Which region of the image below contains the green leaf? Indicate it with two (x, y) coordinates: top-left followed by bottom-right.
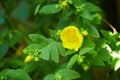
(23, 62), (38, 73)
(86, 24), (100, 38)
(56, 69), (81, 80)
(44, 74), (56, 80)
(72, 0), (82, 7)
(98, 48), (111, 61)
(56, 17), (71, 30)
(81, 9), (96, 20)
(92, 48), (111, 67)
(114, 59), (120, 71)
(29, 34), (48, 47)
(92, 13), (102, 24)
(23, 44), (41, 55)
(34, 4), (40, 15)
(40, 47), (49, 60)
(39, 4), (62, 14)
(111, 58), (120, 71)
(100, 30), (118, 49)
(100, 30), (112, 39)
(56, 42), (65, 56)
(6, 69), (31, 80)
(79, 47), (94, 55)
(95, 38), (106, 51)
(49, 42), (59, 63)
(65, 49), (76, 56)
(0, 44), (9, 59)
(67, 54), (78, 69)
(84, 2), (101, 12)
(82, 38), (96, 48)
(110, 51), (120, 59)
(92, 57), (105, 66)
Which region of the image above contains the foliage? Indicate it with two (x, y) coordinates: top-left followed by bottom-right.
(0, 0), (120, 80)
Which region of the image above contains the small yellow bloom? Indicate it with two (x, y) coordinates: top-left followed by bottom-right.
(24, 55), (33, 63)
(60, 26), (83, 51)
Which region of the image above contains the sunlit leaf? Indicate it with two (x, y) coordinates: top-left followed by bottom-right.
(111, 58), (120, 71)
(114, 59), (120, 71)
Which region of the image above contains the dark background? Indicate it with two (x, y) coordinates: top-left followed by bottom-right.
(100, 0), (120, 31)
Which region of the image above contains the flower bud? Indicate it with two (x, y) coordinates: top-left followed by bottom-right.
(77, 56), (84, 64)
(34, 57), (39, 61)
(62, 1), (68, 7)
(24, 55), (33, 63)
(82, 30), (88, 36)
(82, 64), (89, 71)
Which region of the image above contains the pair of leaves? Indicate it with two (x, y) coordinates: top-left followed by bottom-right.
(44, 69), (80, 80)
(40, 42), (65, 63)
(40, 42), (59, 63)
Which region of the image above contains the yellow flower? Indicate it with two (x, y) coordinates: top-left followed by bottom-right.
(60, 26), (83, 51)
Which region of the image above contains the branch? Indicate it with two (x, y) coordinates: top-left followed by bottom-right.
(102, 18), (118, 34)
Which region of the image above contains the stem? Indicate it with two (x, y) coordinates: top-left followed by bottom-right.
(102, 18), (118, 34)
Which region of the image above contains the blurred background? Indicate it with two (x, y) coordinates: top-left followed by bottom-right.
(0, 0), (119, 74)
